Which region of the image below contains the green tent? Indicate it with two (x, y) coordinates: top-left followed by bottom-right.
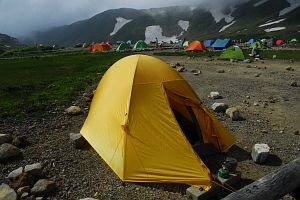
(220, 46), (245, 60)
(250, 41), (263, 49)
(116, 43), (131, 51)
(290, 38), (298, 43)
(133, 40), (148, 49)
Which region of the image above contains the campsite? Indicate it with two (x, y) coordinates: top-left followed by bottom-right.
(1, 0), (300, 200)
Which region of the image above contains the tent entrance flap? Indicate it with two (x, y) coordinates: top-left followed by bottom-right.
(166, 92), (219, 158)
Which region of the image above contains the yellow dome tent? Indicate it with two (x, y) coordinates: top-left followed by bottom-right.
(81, 55), (235, 190)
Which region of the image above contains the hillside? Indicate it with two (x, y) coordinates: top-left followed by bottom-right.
(30, 0), (300, 45)
(0, 33), (20, 47)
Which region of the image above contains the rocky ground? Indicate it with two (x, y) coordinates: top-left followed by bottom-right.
(0, 54), (300, 200)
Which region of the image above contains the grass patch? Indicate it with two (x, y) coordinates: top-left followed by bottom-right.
(154, 51), (221, 57)
(0, 52), (130, 118)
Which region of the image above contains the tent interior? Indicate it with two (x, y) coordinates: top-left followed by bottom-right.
(166, 91), (220, 161)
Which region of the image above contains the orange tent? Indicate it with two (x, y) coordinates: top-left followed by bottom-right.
(276, 40), (285, 45)
(89, 43), (110, 52)
(185, 41), (207, 52)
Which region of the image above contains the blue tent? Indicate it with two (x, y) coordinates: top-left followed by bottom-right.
(204, 40), (215, 47)
(178, 38), (186, 47)
(247, 39), (256, 44)
(212, 39), (231, 50)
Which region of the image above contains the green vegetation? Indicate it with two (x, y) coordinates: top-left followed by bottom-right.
(154, 51), (222, 57)
(0, 52), (129, 118)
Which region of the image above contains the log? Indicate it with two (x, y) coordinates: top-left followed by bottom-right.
(222, 157), (300, 200)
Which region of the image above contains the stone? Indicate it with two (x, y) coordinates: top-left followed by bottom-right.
(285, 66), (292, 71)
(20, 192), (29, 199)
(253, 102), (259, 106)
(0, 143), (22, 162)
(294, 131), (299, 135)
(243, 59), (251, 63)
(191, 69), (201, 75)
(31, 179), (55, 195)
(7, 167), (23, 180)
(217, 69), (225, 73)
(35, 197), (44, 200)
(251, 143), (270, 164)
(11, 136), (28, 148)
(0, 134), (13, 145)
(272, 55), (277, 59)
(65, 106), (82, 115)
(0, 183), (17, 200)
(209, 92), (222, 99)
(24, 163), (42, 176)
(176, 66), (186, 72)
(226, 107), (244, 121)
(17, 186), (30, 195)
(211, 103), (228, 113)
(69, 133), (88, 149)
(290, 81), (298, 87)
(254, 73), (260, 77)
(12, 172), (36, 190)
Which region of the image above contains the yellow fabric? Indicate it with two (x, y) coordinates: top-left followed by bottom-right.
(81, 54), (235, 189)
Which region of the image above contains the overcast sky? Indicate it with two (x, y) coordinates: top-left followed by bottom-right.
(0, 0), (247, 38)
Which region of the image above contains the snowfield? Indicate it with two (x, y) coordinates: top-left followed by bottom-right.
(264, 27), (286, 32)
(110, 17), (132, 36)
(259, 18), (286, 27)
(219, 21), (236, 32)
(209, 7), (235, 23)
(254, 0), (270, 7)
(178, 20), (189, 31)
(279, 0), (300, 16)
(145, 25), (177, 43)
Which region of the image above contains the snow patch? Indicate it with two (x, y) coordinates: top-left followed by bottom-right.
(219, 21), (236, 32)
(110, 17), (132, 36)
(178, 20), (189, 31)
(279, 0), (300, 16)
(209, 7), (235, 23)
(145, 25), (177, 43)
(259, 18), (286, 27)
(254, 0), (270, 7)
(264, 27), (286, 32)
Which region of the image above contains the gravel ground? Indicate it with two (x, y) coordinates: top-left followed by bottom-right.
(1, 55), (299, 199)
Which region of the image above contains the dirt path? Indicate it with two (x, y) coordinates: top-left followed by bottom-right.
(1, 55), (299, 199)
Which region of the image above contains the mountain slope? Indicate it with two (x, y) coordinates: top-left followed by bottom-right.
(0, 33), (20, 47)
(31, 0), (300, 45)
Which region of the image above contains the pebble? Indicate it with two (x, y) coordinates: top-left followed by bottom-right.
(243, 59), (251, 63)
(65, 106), (82, 115)
(290, 81), (298, 87)
(0, 134), (13, 145)
(69, 133), (88, 149)
(253, 102), (259, 106)
(217, 69), (225, 73)
(211, 103), (228, 113)
(176, 66), (186, 72)
(190, 69), (201, 75)
(225, 107), (244, 121)
(254, 73), (260, 77)
(285, 66), (293, 71)
(209, 91), (222, 99)
(294, 131), (299, 135)
(17, 186), (30, 195)
(7, 167), (24, 180)
(25, 163), (43, 176)
(251, 143), (270, 164)
(31, 179), (55, 195)
(0, 183), (17, 200)
(0, 143), (22, 162)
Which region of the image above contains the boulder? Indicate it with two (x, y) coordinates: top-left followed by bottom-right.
(31, 179), (55, 195)
(0, 134), (13, 145)
(69, 133), (88, 149)
(226, 107), (244, 121)
(209, 91), (222, 99)
(0, 143), (22, 162)
(7, 167), (23, 180)
(0, 183), (17, 200)
(211, 103), (228, 113)
(65, 106), (82, 115)
(251, 144), (270, 164)
(24, 163), (42, 176)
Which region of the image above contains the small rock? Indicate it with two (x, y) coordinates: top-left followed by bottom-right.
(83, 96), (92, 102)
(289, 59), (294, 63)
(11, 136), (28, 148)
(31, 179), (55, 195)
(69, 133), (88, 149)
(211, 103), (228, 113)
(0, 143), (22, 162)
(24, 163), (42, 176)
(17, 186), (30, 195)
(253, 102), (259, 106)
(262, 130), (268, 133)
(226, 107), (244, 121)
(35, 197), (44, 200)
(251, 144), (270, 164)
(0, 134), (13, 145)
(176, 66), (186, 72)
(20, 192), (29, 199)
(285, 66), (292, 71)
(272, 55), (277, 59)
(190, 69), (201, 75)
(7, 167), (24, 180)
(246, 65), (252, 68)
(243, 59), (251, 63)
(254, 73), (260, 77)
(0, 183), (17, 200)
(294, 130), (299, 135)
(290, 81), (298, 87)
(217, 69), (225, 73)
(209, 91), (222, 99)
(65, 106), (82, 115)
(246, 95), (250, 99)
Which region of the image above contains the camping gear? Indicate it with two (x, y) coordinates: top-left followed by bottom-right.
(204, 40), (215, 47)
(133, 40), (147, 49)
(276, 40), (285, 45)
(247, 39), (256, 44)
(81, 55), (236, 190)
(220, 46), (245, 60)
(250, 41), (263, 49)
(183, 41), (189, 47)
(89, 43), (110, 52)
(116, 42), (131, 51)
(212, 39), (231, 50)
(185, 41), (207, 51)
(290, 38), (298, 43)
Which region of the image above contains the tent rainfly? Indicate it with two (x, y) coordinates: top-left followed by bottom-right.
(133, 40), (148, 49)
(185, 41), (207, 52)
(220, 46), (245, 60)
(116, 42), (131, 51)
(203, 40), (215, 47)
(81, 55), (236, 190)
(212, 39), (231, 50)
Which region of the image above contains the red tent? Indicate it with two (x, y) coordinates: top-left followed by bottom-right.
(185, 41), (207, 52)
(276, 40), (285, 45)
(89, 43), (110, 52)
